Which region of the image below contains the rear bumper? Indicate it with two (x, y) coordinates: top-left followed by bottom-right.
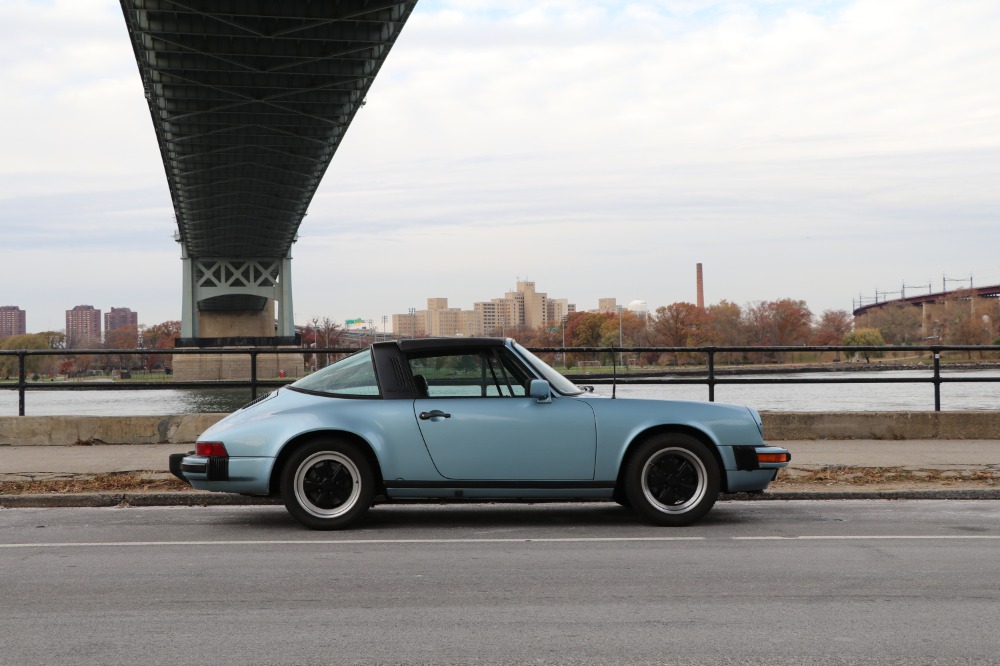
(168, 451), (273, 495)
(168, 452), (193, 486)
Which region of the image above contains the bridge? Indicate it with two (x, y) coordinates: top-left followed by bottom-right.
(120, 0), (418, 346)
(853, 285), (1000, 316)
(853, 285), (1000, 340)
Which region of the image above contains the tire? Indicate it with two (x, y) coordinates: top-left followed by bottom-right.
(624, 433), (720, 526)
(280, 439), (374, 530)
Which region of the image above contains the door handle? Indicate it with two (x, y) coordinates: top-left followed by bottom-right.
(419, 410), (451, 420)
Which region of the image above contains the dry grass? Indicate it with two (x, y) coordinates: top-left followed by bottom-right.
(773, 466), (999, 489)
(0, 472), (194, 496)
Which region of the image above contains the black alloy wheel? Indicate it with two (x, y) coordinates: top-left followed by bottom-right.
(280, 438), (375, 530)
(624, 433), (720, 526)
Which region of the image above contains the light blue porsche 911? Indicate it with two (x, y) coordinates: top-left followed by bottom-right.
(170, 338), (789, 529)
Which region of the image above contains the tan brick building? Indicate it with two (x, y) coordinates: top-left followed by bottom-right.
(392, 281), (575, 337)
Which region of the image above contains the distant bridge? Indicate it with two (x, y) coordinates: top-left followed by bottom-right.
(853, 285), (1000, 317)
(120, 0), (418, 341)
(853, 285), (1000, 339)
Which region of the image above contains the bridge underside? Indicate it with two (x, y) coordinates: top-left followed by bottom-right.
(121, 0), (418, 341)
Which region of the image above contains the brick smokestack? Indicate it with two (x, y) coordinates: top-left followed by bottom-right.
(696, 263), (705, 309)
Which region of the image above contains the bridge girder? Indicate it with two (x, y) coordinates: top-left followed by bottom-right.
(120, 0), (418, 335)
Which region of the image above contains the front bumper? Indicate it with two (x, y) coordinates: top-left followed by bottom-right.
(723, 445), (791, 493)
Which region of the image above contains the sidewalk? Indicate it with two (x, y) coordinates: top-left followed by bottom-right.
(1, 440), (999, 505)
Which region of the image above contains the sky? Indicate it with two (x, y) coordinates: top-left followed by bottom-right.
(2, 0), (999, 334)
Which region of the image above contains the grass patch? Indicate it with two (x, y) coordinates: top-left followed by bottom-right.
(0, 472), (194, 496)
(774, 466), (999, 487)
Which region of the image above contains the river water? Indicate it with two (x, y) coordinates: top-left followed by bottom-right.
(3, 368), (1000, 416)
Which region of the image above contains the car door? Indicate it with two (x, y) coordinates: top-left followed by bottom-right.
(409, 348), (597, 480)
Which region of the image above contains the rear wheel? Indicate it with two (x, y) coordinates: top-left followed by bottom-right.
(280, 439), (374, 530)
(624, 433), (720, 526)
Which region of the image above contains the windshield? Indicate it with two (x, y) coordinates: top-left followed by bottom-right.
(512, 342), (583, 396)
(290, 349), (380, 397)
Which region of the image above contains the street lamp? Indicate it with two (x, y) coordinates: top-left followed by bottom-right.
(561, 314), (567, 368)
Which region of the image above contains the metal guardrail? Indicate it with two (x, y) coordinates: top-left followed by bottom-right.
(2, 344), (999, 415)
(539, 344), (1000, 413)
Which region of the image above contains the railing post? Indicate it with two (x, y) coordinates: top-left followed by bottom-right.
(932, 349), (942, 412)
(706, 348), (716, 402)
(250, 349), (259, 400)
(17, 351), (26, 416)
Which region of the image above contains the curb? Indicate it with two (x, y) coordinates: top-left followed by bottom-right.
(3, 489), (1000, 508)
(0, 492), (281, 508)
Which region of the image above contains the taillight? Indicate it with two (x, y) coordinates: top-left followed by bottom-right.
(196, 441), (229, 457)
(757, 452), (790, 464)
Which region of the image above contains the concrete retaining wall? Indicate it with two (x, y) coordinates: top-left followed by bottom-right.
(0, 414), (227, 446)
(2, 412), (1000, 446)
(761, 412), (1000, 440)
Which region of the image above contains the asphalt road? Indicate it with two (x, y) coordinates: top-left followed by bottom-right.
(2, 500), (999, 666)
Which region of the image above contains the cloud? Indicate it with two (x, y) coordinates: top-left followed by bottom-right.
(3, 0), (1000, 330)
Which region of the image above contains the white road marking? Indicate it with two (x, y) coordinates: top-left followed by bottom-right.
(2, 535), (999, 548)
(734, 535), (1000, 540)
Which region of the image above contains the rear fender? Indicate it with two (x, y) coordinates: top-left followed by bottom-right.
(267, 430), (385, 498)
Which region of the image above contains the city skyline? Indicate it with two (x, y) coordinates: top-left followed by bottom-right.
(4, 0), (999, 334)
(4, 268), (999, 336)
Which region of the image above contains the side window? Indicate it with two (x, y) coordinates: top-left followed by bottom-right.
(408, 349), (531, 398)
(289, 349), (380, 397)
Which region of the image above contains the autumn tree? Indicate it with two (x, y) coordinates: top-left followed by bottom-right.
(104, 325), (140, 373)
(308, 317), (344, 367)
(141, 320), (181, 372)
(859, 302), (922, 344)
(812, 309), (853, 345)
(740, 299), (813, 363)
(652, 302), (710, 365)
(705, 301), (746, 345)
(565, 312), (612, 347)
(0, 333), (62, 379)
(843, 327), (885, 363)
(698, 300), (747, 364)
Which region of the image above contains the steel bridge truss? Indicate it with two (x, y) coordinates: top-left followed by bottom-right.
(181, 256), (294, 337)
(120, 0), (418, 337)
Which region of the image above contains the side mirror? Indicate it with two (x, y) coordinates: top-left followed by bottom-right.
(528, 379), (552, 403)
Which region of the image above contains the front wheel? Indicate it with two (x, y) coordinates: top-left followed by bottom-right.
(280, 439), (374, 530)
(624, 434), (720, 526)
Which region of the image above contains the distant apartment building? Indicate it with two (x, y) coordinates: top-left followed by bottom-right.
(392, 281), (576, 337)
(66, 305), (102, 348)
(104, 308), (139, 335)
(425, 299), (475, 337)
(105, 307), (138, 332)
(392, 299), (475, 338)
(0, 306), (27, 338)
(391, 309), (422, 338)
(104, 307), (139, 346)
(547, 298), (576, 324)
(597, 298), (618, 314)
